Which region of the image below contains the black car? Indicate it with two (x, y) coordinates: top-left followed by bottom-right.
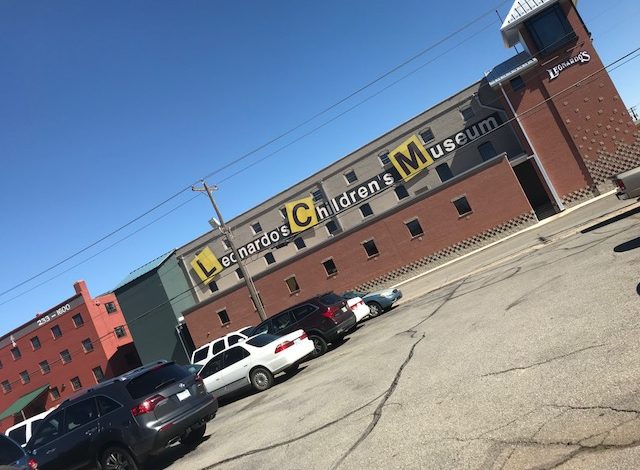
(250, 292), (356, 357)
(0, 434), (37, 469)
(25, 361), (217, 470)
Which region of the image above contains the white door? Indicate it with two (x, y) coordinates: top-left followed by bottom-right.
(221, 346), (251, 394)
(200, 354), (225, 396)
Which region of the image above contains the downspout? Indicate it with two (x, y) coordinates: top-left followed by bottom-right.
(499, 82), (565, 211)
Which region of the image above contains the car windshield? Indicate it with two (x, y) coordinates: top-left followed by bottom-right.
(0, 435), (24, 464)
(319, 292), (343, 306)
(126, 363), (190, 399)
(239, 326), (254, 336)
(245, 334), (280, 347)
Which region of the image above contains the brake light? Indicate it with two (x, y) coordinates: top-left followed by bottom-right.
(321, 305), (340, 319)
(615, 178), (626, 191)
(299, 332), (308, 340)
(275, 340), (294, 353)
(28, 458), (38, 470)
(131, 394), (165, 416)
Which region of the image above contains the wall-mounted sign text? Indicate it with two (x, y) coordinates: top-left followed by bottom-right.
(36, 303), (71, 327)
(191, 247), (223, 284)
(547, 51), (591, 80)
(426, 113), (502, 160)
(286, 197), (319, 233)
(389, 135), (434, 182)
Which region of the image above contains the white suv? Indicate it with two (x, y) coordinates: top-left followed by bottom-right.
(190, 326), (253, 365)
(5, 406), (57, 447)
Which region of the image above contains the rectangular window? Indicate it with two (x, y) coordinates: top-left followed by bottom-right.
(105, 302), (117, 314)
(510, 75), (525, 91)
(11, 347), (21, 360)
(70, 377), (82, 391)
(82, 338), (94, 353)
(251, 222), (263, 235)
(19, 371), (30, 384)
(405, 219), (424, 238)
(360, 203), (373, 218)
(420, 128), (435, 143)
(453, 196), (473, 216)
(236, 268), (244, 280)
(51, 325), (62, 339)
(2, 380), (11, 394)
(326, 220), (340, 235)
(285, 276), (300, 294)
(72, 313), (84, 327)
(294, 237), (306, 250)
(378, 152), (390, 166)
(344, 170), (358, 184)
(478, 141), (498, 161)
(92, 366), (105, 383)
(60, 349), (72, 364)
(217, 309), (230, 325)
(460, 107), (475, 121)
(264, 252), (276, 265)
(362, 239), (380, 258)
(39, 360), (51, 375)
(322, 258), (338, 276)
(394, 185), (409, 200)
(209, 281), (219, 293)
(50, 387), (60, 400)
(30, 336), (41, 350)
(526, 4), (574, 54)
(114, 326), (127, 338)
(436, 163), (454, 182)
(311, 189), (323, 202)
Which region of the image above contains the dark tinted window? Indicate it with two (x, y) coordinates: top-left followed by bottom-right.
(292, 304), (317, 322)
(510, 75), (525, 91)
(453, 196), (473, 216)
(65, 399), (98, 432)
(406, 219), (424, 237)
(246, 334), (279, 347)
(125, 364), (190, 400)
(227, 335), (243, 346)
(271, 311), (295, 334)
(212, 340), (225, 355)
(7, 425), (27, 446)
(192, 346), (209, 363)
(318, 293), (343, 306)
(436, 164), (454, 182)
(362, 239), (380, 257)
(223, 347), (250, 368)
(97, 396), (121, 416)
(394, 185), (410, 200)
(252, 322), (270, 336)
(0, 435), (24, 463)
(478, 142), (497, 161)
(526, 4), (573, 54)
(239, 327), (254, 336)
(200, 355), (224, 378)
(31, 413), (63, 448)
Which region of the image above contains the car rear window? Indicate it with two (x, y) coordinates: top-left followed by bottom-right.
(192, 346), (209, 363)
(245, 334), (279, 347)
(7, 425), (26, 446)
(126, 364), (190, 400)
(319, 292), (343, 306)
(0, 435), (24, 463)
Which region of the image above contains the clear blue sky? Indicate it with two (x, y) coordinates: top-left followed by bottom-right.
(1, 0), (638, 333)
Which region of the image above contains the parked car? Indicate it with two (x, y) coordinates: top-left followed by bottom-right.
(191, 326), (254, 365)
(0, 434), (37, 469)
(343, 296), (370, 323)
(251, 292), (356, 357)
(25, 361), (218, 470)
(5, 407), (57, 448)
(197, 329), (314, 398)
(341, 288), (403, 318)
(613, 165), (640, 200)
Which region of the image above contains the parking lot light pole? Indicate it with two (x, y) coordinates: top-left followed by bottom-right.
(191, 180), (267, 322)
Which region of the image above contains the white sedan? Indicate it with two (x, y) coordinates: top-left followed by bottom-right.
(345, 296), (371, 323)
(196, 329), (314, 397)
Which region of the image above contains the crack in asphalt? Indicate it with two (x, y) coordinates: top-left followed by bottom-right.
(198, 391), (386, 469)
(330, 333), (426, 470)
(480, 343), (606, 378)
(505, 275), (563, 312)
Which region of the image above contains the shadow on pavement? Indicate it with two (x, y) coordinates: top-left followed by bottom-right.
(637, 283), (640, 296)
(581, 206), (640, 234)
(614, 237), (640, 253)
(147, 435), (211, 470)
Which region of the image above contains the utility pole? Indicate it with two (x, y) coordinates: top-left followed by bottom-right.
(192, 180), (267, 322)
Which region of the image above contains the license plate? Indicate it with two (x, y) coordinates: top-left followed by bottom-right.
(177, 390), (191, 401)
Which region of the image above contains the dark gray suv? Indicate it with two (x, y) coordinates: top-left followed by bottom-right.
(25, 361), (217, 470)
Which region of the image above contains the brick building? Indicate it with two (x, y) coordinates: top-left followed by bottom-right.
(130, 0), (639, 349)
(0, 281), (140, 432)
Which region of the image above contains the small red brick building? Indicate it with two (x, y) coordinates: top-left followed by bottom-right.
(0, 281), (140, 432)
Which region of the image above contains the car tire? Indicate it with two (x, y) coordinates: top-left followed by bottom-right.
(367, 302), (382, 318)
(250, 367), (274, 392)
(101, 446), (139, 470)
(181, 423), (207, 446)
(309, 335), (328, 357)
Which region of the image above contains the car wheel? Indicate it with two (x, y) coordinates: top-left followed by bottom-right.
(250, 367), (274, 392)
(181, 423), (207, 446)
(367, 302), (382, 318)
(101, 446), (139, 470)
(309, 335), (328, 357)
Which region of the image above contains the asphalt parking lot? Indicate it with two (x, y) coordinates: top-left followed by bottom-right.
(157, 197), (640, 470)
